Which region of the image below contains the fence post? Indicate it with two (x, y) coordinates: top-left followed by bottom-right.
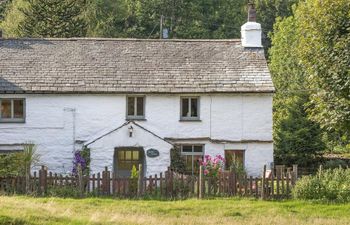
(199, 165), (204, 199)
(77, 163), (84, 197)
(292, 164), (298, 186)
(137, 164), (143, 197)
(39, 165), (47, 195)
(261, 165), (266, 200)
(230, 166), (236, 196)
(102, 167), (110, 195)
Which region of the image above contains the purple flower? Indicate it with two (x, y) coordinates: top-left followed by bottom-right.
(72, 151), (86, 175)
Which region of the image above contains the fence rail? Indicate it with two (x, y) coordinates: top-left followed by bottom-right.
(0, 165), (298, 199)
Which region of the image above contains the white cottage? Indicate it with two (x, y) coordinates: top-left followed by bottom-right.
(0, 8), (274, 177)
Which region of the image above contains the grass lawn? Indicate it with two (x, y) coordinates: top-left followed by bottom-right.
(0, 196), (349, 225)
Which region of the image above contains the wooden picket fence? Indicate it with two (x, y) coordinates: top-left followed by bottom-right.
(0, 164), (298, 199)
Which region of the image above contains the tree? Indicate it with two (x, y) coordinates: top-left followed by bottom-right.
(295, 0), (350, 150)
(269, 15), (325, 166)
(274, 94), (325, 166)
(0, 0), (11, 22)
(255, 0), (298, 53)
(84, 0), (128, 37)
(20, 0), (87, 38)
(0, 0), (27, 37)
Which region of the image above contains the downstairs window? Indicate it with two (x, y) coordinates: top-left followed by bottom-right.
(181, 145), (204, 175)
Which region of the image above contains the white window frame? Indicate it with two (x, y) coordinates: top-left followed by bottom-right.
(126, 96), (146, 120)
(0, 98), (26, 123)
(180, 96), (200, 121)
(181, 144), (205, 175)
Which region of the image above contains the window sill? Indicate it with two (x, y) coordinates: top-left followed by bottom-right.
(0, 120), (25, 123)
(126, 118), (147, 121)
(179, 119), (202, 122)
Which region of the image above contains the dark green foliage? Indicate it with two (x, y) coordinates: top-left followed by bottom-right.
(271, 0), (350, 157)
(323, 159), (348, 170)
(18, 0), (86, 37)
(0, 152), (23, 176)
(255, 0), (298, 53)
(270, 14), (325, 166)
(85, 0), (246, 39)
(295, 0), (350, 150)
(170, 147), (186, 173)
(0, 0), (11, 21)
(293, 168), (350, 203)
(274, 94), (325, 166)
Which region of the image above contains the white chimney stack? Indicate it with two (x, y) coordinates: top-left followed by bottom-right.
(241, 3), (262, 48)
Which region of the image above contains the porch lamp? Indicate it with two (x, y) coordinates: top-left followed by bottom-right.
(128, 126), (134, 137)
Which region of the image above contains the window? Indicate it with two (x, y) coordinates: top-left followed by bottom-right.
(126, 96), (145, 120)
(180, 97), (199, 120)
(181, 145), (204, 175)
(0, 99), (25, 123)
(117, 149), (141, 170)
(225, 150), (245, 170)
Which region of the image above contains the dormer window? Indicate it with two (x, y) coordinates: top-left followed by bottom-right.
(180, 97), (200, 121)
(126, 96), (145, 120)
(0, 99), (25, 123)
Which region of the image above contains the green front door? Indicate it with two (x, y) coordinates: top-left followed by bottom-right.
(113, 147), (144, 177)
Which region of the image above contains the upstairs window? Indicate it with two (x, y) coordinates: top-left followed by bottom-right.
(180, 97), (200, 120)
(126, 96), (145, 120)
(0, 99), (25, 123)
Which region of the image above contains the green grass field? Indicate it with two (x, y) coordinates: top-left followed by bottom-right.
(0, 196), (349, 225)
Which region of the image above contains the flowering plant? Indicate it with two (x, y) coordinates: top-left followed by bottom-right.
(200, 155), (225, 178)
(72, 151), (87, 176)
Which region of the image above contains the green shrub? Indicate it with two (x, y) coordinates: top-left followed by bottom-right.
(323, 159), (348, 169)
(293, 168), (350, 203)
(0, 153), (23, 176)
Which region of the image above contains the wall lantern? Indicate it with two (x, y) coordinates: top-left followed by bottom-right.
(128, 126), (134, 137)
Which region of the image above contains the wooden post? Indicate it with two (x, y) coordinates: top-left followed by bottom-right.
(155, 174), (158, 195)
(199, 165), (204, 199)
(231, 167), (236, 196)
(102, 167), (107, 195)
(159, 172), (163, 196)
(97, 172), (101, 196)
(77, 164), (84, 197)
(137, 164), (143, 197)
(39, 165), (47, 195)
(286, 168), (291, 196)
(271, 166), (275, 199)
(261, 165), (266, 200)
(292, 165), (298, 186)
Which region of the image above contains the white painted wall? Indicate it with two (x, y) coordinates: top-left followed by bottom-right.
(88, 123), (173, 176)
(0, 93), (273, 176)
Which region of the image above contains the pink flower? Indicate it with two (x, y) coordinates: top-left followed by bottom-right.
(204, 169), (209, 175)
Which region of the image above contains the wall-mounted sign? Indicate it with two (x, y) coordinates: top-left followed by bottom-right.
(146, 148), (160, 158)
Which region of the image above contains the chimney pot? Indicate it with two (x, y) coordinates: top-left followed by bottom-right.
(248, 3), (257, 22)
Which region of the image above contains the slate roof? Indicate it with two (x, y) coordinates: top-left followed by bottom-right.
(0, 38), (274, 94)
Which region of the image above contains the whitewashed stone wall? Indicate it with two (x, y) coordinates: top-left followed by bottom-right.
(87, 123), (173, 176)
(0, 93), (273, 176)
